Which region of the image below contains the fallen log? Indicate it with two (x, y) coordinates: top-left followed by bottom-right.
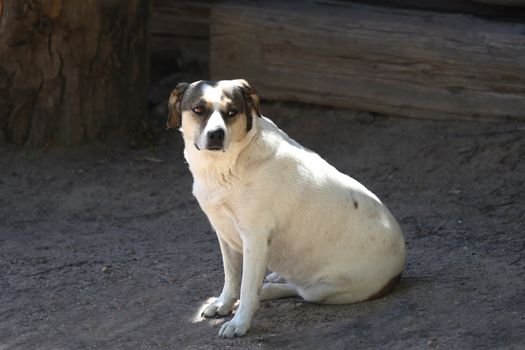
(210, 2), (525, 121)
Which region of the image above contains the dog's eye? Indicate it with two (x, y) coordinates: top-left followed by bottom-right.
(227, 109), (237, 117)
(192, 106), (204, 115)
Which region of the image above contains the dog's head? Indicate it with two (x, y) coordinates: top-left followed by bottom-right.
(167, 79), (261, 152)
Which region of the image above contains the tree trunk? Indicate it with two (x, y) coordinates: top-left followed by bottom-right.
(0, 0), (150, 146)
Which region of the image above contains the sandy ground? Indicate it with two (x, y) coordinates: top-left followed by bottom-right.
(1, 103), (524, 349)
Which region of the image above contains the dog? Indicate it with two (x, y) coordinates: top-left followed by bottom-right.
(167, 79), (406, 338)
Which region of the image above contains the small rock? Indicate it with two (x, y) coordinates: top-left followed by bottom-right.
(145, 155), (163, 163)
(101, 265), (112, 273)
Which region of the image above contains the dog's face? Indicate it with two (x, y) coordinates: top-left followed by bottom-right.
(167, 79), (261, 152)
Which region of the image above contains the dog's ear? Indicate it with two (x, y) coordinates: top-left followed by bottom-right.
(235, 79), (261, 118)
(167, 82), (190, 129)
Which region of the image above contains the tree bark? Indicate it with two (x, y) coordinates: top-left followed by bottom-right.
(0, 0), (150, 146)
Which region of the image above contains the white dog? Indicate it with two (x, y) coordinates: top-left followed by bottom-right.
(167, 79), (406, 338)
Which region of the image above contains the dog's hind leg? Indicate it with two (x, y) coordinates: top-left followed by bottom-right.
(259, 283), (299, 301)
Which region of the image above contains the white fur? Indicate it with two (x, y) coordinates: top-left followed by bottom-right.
(181, 88), (406, 338)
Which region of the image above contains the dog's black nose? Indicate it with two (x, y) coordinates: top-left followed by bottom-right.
(206, 129), (225, 150)
(207, 129), (224, 141)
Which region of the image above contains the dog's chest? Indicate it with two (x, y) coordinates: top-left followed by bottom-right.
(193, 177), (240, 209)
(193, 180), (244, 251)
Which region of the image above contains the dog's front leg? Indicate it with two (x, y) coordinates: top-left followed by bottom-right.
(219, 232), (268, 338)
(203, 235), (242, 317)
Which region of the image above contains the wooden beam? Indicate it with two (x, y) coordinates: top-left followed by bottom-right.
(210, 2), (525, 120)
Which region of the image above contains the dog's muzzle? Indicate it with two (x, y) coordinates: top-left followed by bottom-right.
(205, 128), (225, 151)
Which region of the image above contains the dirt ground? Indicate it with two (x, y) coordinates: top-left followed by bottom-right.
(1, 102), (524, 349)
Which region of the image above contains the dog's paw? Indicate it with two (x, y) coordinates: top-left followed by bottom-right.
(202, 299), (234, 318)
(218, 318), (250, 338)
(265, 271), (285, 283)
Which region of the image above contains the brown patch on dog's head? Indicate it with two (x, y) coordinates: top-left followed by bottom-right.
(167, 82), (189, 129)
(234, 79), (261, 123)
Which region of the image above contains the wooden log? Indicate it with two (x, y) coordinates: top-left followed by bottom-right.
(0, 0), (150, 146)
(210, 2), (525, 121)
